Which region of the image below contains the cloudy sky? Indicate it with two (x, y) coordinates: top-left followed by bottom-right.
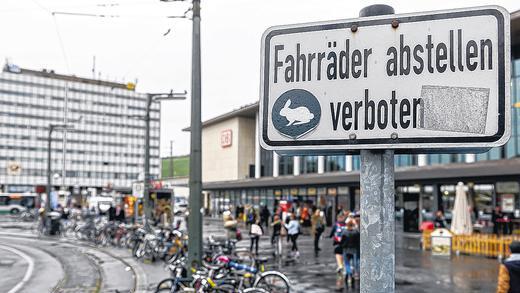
(0, 0), (518, 156)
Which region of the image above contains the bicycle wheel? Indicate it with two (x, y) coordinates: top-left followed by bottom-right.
(155, 277), (190, 293)
(243, 288), (269, 293)
(254, 271), (290, 293)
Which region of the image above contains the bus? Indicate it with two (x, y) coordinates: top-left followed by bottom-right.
(0, 193), (38, 214)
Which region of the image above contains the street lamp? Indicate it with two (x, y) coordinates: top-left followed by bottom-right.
(46, 124), (74, 214)
(131, 90), (186, 229)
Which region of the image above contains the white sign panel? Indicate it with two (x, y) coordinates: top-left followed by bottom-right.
(259, 6), (510, 153)
(132, 182), (144, 198)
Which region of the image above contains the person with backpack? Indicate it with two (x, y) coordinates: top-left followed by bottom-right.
(341, 219), (360, 289)
(329, 214), (347, 272)
(249, 219), (264, 255)
(311, 208), (326, 255)
(497, 241), (520, 293)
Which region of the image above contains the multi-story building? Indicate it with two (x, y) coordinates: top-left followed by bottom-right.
(0, 64), (160, 195)
(199, 10), (520, 232)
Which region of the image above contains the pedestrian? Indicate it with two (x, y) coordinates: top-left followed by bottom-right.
(250, 219), (264, 255)
(260, 205), (271, 230)
(497, 241), (520, 293)
(341, 219), (360, 289)
(271, 214), (282, 245)
(311, 208), (325, 254)
(434, 210), (447, 228)
(285, 213), (300, 257)
(223, 210), (238, 240)
(493, 206), (504, 235)
(330, 214), (347, 272)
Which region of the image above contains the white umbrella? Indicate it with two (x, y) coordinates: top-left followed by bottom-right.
(451, 182), (473, 235)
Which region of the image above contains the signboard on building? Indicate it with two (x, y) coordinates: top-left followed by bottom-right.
(220, 129), (233, 148)
(7, 161), (21, 175)
(132, 182), (144, 198)
(259, 6), (510, 153)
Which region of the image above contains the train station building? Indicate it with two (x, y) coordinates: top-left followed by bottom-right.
(198, 10), (520, 232)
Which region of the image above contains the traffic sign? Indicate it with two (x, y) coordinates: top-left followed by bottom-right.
(259, 6), (510, 153)
(132, 182), (144, 198)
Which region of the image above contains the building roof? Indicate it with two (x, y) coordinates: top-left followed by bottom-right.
(203, 158), (520, 190)
(3, 63), (135, 91)
(183, 102), (258, 131)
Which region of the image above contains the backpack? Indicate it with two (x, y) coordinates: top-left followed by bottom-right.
(333, 223), (346, 243)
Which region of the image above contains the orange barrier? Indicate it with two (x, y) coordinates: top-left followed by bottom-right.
(422, 231), (520, 258)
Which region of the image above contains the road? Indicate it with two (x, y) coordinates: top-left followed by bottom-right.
(0, 216), (501, 292)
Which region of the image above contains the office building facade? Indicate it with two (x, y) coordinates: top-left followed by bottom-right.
(0, 65), (160, 194)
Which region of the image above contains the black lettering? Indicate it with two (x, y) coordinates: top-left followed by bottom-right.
(363, 48), (372, 78)
(342, 102), (352, 130)
(284, 55), (294, 82)
(436, 43), (448, 73)
(390, 91), (398, 129)
(400, 99), (411, 129)
(377, 100), (388, 129)
(352, 49), (362, 78)
(457, 29), (464, 71)
(386, 47), (398, 76)
(426, 35), (434, 73)
(413, 45), (424, 74)
(480, 39), (492, 70)
(354, 101), (362, 130)
(364, 89), (375, 130)
(274, 45), (284, 83)
(400, 34), (410, 75)
(307, 53), (316, 81)
(317, 52), (326, 80)
(413, 98), (422, 128)
(330, 102), (341, 130)
(449, 30), (456, 72)
(339, 39), (349, 79)
(466, 40), (478, 71)
(296, 44), (306, 82)
(327, 52), (337, 80)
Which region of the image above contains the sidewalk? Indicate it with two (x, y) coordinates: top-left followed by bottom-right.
(204, 217), (500, 292)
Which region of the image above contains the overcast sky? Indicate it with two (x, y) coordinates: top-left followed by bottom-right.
(1, 0), (518, 157)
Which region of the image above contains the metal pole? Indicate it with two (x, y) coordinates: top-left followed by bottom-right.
(188, 0), (203, 271)
(358, 5), (395, 293)
(46, 126), (54, 213)
(143, 95), (152, 228)
(170, 140), (174, 178)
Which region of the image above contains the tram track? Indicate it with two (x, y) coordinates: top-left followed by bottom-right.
(0, 232), (142, 293)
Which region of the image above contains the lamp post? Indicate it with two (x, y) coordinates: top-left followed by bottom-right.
(46, 124), (74, 214)
(135, 91), (186, 229)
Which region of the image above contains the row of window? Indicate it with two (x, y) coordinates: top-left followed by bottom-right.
(0, 167), (140, 180)
(0, 123), (159, 141)
(0, 145), (160, 159)
(0, 156), (160, 169)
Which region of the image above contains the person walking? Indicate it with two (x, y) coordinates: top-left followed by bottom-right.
(341, 219), (360, 289)
(285, 213), (300, 257)
(223, 210), (238, 240)
(250, 219), (264, 255)
(497, 241), (520, 293)
(311, 208), (325, 255)
(271, 214), (282, 257)
(330, 214), (347, 272)
(260, 205), (270, 229)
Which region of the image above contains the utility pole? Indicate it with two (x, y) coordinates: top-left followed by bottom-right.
(170, 140), (174, 178)
(47, 124), (74, 214)
(188, 0), (203, 271)
(143, 95), (153, 229)
(358, 5), (396, 293)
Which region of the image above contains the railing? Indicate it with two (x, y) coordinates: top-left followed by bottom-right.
(422, 230), (520, 258)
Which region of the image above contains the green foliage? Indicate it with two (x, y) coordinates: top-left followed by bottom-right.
(161, 155), (189, 178)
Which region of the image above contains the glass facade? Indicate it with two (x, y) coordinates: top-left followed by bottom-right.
(0, 69), (160, 189)
(325, 155), (345, 172)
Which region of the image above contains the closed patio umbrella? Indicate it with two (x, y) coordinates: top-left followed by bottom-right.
(451, 182), (473, 235)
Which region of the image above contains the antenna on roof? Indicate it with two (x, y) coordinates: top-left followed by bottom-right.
(92, 56), (96, 79)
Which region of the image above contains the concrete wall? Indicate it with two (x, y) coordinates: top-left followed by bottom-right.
(201, 116), (256, 183)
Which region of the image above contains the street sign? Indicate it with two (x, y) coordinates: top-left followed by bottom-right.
(132, 182), (144, 198)
(259, 6), (510, 154)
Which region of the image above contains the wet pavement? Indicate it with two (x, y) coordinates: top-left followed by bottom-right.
(204, 217), (500, 292)
(0, 215), (502, 292)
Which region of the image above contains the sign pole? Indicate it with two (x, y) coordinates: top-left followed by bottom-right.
(359, 5), (396, 293)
